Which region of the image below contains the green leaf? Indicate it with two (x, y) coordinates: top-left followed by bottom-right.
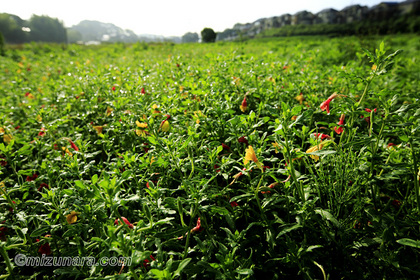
(388, 122), (414, 127)
(384, 49), (403, 62)
(30, 226), (51, 237)
(16, 145), (32, 155)
(399, 135), (409, 142)
(120, 170), (132, 180)
(98, 179), (109, 190)
(315, 209), (339, 227)
(377, 41), (385, 57)
(91, 174), (98, 185)
(62, 229), (76, 238)
(230, 193), (254, 202)
(397, 238), (420, 248)
(62, 189), (74, 196)
(154, 217), (174, 226)
(276, 223), (302, 238)
(210, 206), (229, 215)
(306, 150), (336, 157)
(173, 258), (191, 277)
(143, 204), (152, 223)
(342, 138), (376, 149)
(236, 268), (254, 275)
(177, 197), (186, 227)
(306, 245), (323, 252)
(281, 102), (288, 113)
(52, 268), (82, 277)
(216, 145), (223, 155)
(90, 237), (104, 243)
(17, 169), (34, 176)
(290, 105), (302, 116)
(179, 135), (193, 151)
(14, 226), (26, 242)
(361, 47), (376, 62)
(149, 269), (171, 279)
(391, 104), (412, 115)
(74, 180), (85, 190)
(148, 136), (157, 145)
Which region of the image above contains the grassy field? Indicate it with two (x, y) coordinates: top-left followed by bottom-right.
(1, 34), (420, 279)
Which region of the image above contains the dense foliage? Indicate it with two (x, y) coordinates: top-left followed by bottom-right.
(181, 33), (199, 44)
(0, 35), (419, 279)
(201, 28), (217, 43)
(0, 31), (5, 56)
(0, 14), (67, 44)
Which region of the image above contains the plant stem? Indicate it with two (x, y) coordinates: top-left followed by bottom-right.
(129, 267), (141, 280)
(355, 78), (372, 108)
(378, 153), (391, 178)
(187, 146), (194, 179)
(183, 202), (198, 259)
(254, 175), (266, 219)
(0, 245), (13, 279)
(369, 115), (386, 207)
(281, 123), (303, 201)
(409, 138), (420, 213)
(346, 77), (373, 145)
(255, 74), (260, 95)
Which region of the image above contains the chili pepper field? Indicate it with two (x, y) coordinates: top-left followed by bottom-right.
(0, 34), (420, 279)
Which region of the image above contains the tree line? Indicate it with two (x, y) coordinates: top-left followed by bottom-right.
(0, 12), (216, 45)
(0, 13), (67, 44)
(1, 6), (419, 46)
(182, 28), (216, 43)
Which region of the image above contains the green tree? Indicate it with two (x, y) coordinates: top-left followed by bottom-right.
(201, 27), (216, 43)
(28, 15), (67, 43)
(0, 13), (27, 43)
(181, 32), (199, 43)
(0, 31), (5, 56)
(67, 29), (83, 43)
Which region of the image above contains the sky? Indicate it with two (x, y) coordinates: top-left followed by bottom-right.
(1, 0), (407, 37)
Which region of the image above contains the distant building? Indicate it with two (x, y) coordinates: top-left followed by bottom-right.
(251, 18), (266, 35)
(277, 14), (292, 27)
(233, 23), (252, 32)
(340, 5), (369, 23)
(216, 28), (238, 41)
(315, 8), (341, 24)
(398, 0), (420, 15)
(368, 2), (400, 20)
(217, 0), (420, 41)
(292, 11), (314, 25)
(263, 17), (279, 29)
